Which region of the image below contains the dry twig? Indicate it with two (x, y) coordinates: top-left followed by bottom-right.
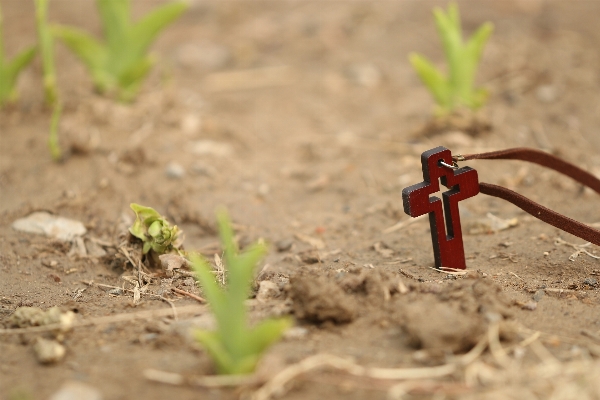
(251, 354), (456, 400)
(0, 304), (205, 335)
(171, 287), (206, 303)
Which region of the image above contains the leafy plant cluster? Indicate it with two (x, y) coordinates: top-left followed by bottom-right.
(409, 2), (493, 115)
(0, 0), (186, 106)
(1, 0), (186, 160)
(53, 0), (187, 101)
(130, 205), (290, 375)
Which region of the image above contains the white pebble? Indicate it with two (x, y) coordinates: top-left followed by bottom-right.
(12, 212), (86, 241)
(165, 162), (185, 179)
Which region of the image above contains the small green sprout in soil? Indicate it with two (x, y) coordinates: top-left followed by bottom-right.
(53, 0), (187, 102)
(47, 102), (62, 161)
(409, 2), (493, 115)
(129, 203), (181, 255)
(0, 5), (36, 107)
(35, 0), (59, 107)
(191, 210), (291, 375)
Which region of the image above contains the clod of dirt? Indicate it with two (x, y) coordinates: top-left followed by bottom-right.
(256, 280), (281, 302)
(338, 268), (406, 305)
(403, 301), (485, 353)
(12, 212), (86, 241)
(414, 109), (492, 137)
(400, 278), (514, 353)
(33, 338), (66, 364)
(8, 306), (75, 332)
(290, 275), (356, 324)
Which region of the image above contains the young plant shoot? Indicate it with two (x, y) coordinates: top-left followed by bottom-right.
(129, 203), (181, 255)
(53, 0), (187, 101)
(409, 3), (493, 115)
(191, 211), (291, 375)
(35, 0), (59, 107)
(47, 102), (62, 161)
(0, 5), (37, 107)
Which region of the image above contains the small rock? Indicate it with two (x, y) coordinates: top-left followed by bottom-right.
(256, 280), (280, 302)
(9, 306), (75, 332)
(34, 338), (66, 364)
(533, 290), (545, 302)
(165, 162), (185, 179)
(12, 212), (86, 241)
(583, 278), (598, 287)
(107, 288), (123, 296)
(275, 239), (293, 252)
(48, 381), (103, 400)
(535, 85), (557, 103)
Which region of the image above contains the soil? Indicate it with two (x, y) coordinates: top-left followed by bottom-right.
(1, 1), (600, 399)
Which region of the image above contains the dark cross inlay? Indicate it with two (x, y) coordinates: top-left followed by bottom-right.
(402, 146), (479, 270)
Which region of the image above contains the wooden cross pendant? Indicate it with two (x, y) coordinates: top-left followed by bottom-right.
(402, 147), (479, 270)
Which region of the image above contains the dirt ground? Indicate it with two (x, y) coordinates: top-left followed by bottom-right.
(1, 1), (600, 399)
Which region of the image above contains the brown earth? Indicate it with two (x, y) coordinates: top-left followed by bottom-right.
(1, 1), (600, 399)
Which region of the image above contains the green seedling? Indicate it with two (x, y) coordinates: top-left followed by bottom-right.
(47, 102), (62, 161)
(53, 0), (187, 101)
(35, 0), (58, 107)
(409, 3), (493, 115)
(129, 203), (180, 255)
(191, 211), (291, 375)
(0, 5), (36, 107)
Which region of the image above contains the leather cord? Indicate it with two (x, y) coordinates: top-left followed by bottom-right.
(459, 148), (600, 246)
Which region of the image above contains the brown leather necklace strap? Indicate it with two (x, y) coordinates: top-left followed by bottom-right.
(458, 147), (600, 195)
(458, 148), (600, 246)
(479, 182), (600, 246)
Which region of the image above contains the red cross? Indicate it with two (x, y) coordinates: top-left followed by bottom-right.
(402, 147), (479, 270)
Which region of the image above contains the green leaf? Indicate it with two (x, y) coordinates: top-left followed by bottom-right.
(128, 203), (180, 255)
(409, 2), (492, 113)
(409, 53), (450, 111)
(117, 56), (154, 102)
(52, 25), (111, 92)
(247, 318), (293, 355)
(129, 1), (187, 61)
(194, 330), (234, 374)
(97, 0), (129, 53)
(465, 22), (494, 65)
(34, 0), (58, 107)
(0, 45), (36, 105)
(53, 0), (186, 101)
(189, 254), (227, 320)
(47, 102), (62, 161)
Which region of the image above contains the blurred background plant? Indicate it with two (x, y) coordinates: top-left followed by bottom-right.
(53, 0), (187, 102)
(34, 0), (58, 107)
(0, 5), (36, 107)
(409, 2), (493, 116)
(34, 0), (62, 160)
